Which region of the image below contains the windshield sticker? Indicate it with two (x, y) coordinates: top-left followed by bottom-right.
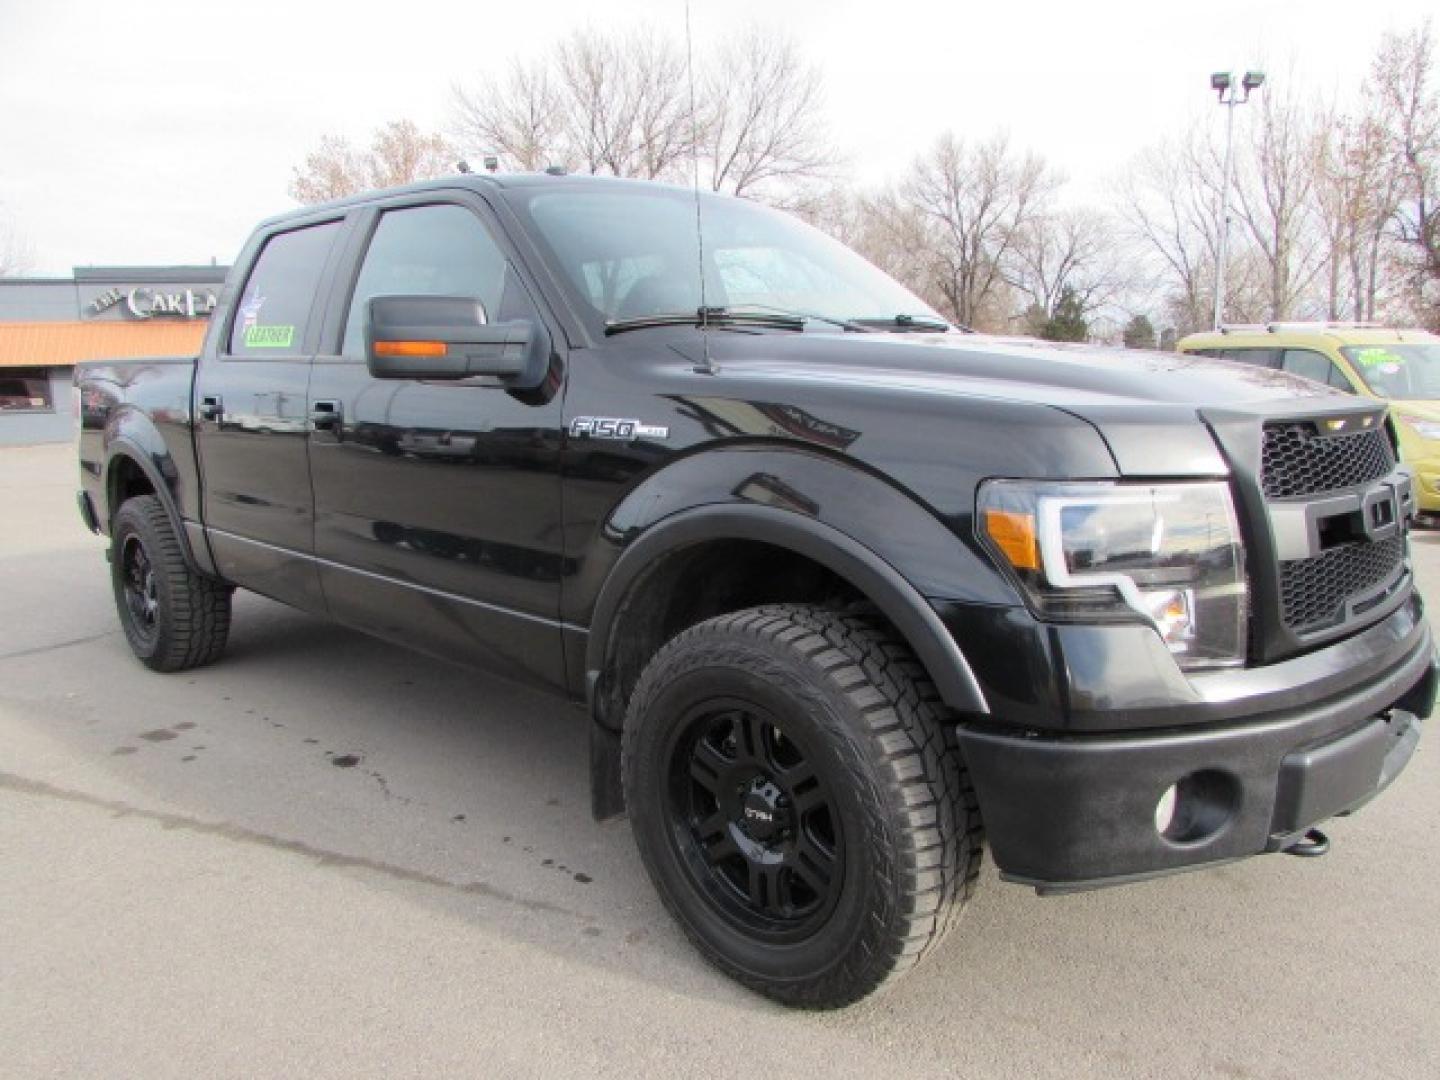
(243, 324), (295, 349)
(1354, 347), (1406, 369)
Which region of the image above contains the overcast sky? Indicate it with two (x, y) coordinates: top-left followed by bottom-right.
(1, 0), (1434, 274)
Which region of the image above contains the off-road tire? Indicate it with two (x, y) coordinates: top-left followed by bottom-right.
(110, 494), (232, 672)
(622, 604), (982, 1008)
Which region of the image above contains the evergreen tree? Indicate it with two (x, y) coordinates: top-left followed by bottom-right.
(1122, 313), (1157, 349)
(1040, 286), (1088, 342)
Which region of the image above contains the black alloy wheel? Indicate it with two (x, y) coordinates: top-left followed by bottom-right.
(109, 494), (233, 672)
(623, 604), (982, 1009)
(667, 701), (843, 941)
(120, 534), (160, 646)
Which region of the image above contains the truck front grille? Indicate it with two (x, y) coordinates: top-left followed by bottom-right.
(1261, 422), (1393, 499)
(1279, 535), (1405, 632)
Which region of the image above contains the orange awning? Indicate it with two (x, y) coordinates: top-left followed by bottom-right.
(0, 321), (208, 368)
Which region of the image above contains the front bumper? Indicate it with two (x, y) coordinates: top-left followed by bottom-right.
(953, 609), (1436, 892)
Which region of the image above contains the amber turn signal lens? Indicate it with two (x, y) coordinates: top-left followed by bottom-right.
(374, 340), (447, 358)
(983, 508), (1039, 571)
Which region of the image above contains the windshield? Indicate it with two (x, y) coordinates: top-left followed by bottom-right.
(1341, 344), (1440, 400)
(507, 183), (941, 332)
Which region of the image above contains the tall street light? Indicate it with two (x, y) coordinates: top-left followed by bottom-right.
(1211, 69), (1265, 330)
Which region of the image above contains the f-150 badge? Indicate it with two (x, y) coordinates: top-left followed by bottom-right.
(570, 417), (670, 440)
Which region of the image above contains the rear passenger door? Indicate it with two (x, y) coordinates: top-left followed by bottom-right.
(194, 218), (346, 614)
(306, 195), (567, 689)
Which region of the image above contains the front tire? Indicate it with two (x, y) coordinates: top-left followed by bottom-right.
(110, 494), (232, 672)
(622, 604), (982, 1008)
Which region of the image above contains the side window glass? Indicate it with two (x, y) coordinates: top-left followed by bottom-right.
(1221, 348), (1282, 368)
(1327, 363), (1356, 392)
(1282, 349), (1337, 386)
(228, 221), (341, 356)
(342, 205), (520, 357)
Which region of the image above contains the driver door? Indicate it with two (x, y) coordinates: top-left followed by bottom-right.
(306, 197), (567, 689)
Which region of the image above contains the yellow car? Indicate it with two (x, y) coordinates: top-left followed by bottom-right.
(1178, 325), (1440, 513)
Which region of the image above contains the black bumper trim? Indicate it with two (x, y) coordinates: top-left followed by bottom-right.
(958, 625), (1434, 891)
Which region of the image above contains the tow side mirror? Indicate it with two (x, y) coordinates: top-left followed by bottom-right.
(364, 295), (550, 388)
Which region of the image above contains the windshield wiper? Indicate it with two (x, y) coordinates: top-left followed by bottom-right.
(724, 303), (874, 333)
(848, 314), (954, 333)
(605, 307), (806, 336)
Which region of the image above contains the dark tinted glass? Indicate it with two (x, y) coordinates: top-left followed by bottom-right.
(342, 204), (512, 357)
(228, 221), (341, 356)
(0, 368), (52, 411)
(1218, 348), (1282, 369)
(1281, 348), (1335, 385)
(510, 187), (939, 329)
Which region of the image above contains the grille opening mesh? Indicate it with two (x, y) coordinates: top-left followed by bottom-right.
(1261, 422), (1393, 499)
(1279, 535), (1405, 632)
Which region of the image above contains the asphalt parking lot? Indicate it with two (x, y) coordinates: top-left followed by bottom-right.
(2, 441), (1437, 1079)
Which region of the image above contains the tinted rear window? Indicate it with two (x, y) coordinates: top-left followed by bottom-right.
(228, 221), (342, 356)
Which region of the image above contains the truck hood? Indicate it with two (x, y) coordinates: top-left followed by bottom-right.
(709, 331), (1336, 409)
(703, 331), (1367, 476)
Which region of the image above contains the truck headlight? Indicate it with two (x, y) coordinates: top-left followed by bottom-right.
(978, 480), (1248, 670)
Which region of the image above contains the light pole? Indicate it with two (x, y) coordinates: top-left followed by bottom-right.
(1210, 69), (1264, 330)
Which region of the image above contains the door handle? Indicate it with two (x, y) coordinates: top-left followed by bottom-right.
(199, 395), (223, 422)
(310, 399), (343, 431)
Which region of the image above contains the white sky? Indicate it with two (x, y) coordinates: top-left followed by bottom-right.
(1, 0), (1434, 274)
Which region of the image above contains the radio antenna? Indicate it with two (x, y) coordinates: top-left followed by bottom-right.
(684, 0), (715, 374)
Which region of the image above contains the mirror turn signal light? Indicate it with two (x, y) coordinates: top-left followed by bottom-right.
(373, 340), (448, 358)
(983, 508), (1040, 571)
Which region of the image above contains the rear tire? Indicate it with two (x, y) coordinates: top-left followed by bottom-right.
(622, 604), (982, 1008)
(110, 494), (232, 672)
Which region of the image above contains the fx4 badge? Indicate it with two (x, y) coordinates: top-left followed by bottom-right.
(569, 416), (670, 441)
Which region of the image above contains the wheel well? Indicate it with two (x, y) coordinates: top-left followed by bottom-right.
(108, 455), (156, 521)
(596, 538), (901, 731)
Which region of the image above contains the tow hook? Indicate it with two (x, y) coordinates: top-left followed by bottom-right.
(1284, 828), (1331, 858)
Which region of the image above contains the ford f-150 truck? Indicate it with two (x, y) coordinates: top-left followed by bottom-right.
(76, 174), (1435, 1008)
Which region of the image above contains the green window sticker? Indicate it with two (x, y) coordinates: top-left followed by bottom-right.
(1354, 347), (1405, 369)
(243, 324), (296, 349)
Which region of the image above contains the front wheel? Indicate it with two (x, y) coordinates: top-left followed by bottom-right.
(110, 494), (232, 672)
(622, 604), (982, 1008)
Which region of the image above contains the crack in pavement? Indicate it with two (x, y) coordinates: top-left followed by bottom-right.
(0, 630), (118, 663)
(0, 770), (584, 921)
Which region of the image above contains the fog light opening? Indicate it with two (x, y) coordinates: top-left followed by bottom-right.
(1155, 770), (1239, 844)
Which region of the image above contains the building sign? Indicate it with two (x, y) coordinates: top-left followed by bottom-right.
(88, 286), (219, 320)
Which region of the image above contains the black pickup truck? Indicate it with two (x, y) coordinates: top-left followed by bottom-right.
(76, 174), (1434, 1008)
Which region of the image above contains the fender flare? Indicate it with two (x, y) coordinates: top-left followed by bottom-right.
(104, 437), (207, 576)
(585, 502), (990, 717)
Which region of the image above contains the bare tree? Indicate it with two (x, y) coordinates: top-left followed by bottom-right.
(556, 28), (694, 178)
(0, 214), (35, 277)
(290, 120), (456, 204)
(450, 24), (835, 204)
(1009, 206), (1126, 323)
(1232, 82), (1327, 320)
(698, 28), (835, 197)
(1372, 21), (1440, 326)
(452, 59), (568, 173)
(1315, 106), (1402, 321)
(896, 131), (1056, 329)
(1116, 128), (1222, 335)
(454, 29), (694, 179)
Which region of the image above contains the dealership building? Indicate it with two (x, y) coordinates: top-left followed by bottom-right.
(0, 265), (228, 445)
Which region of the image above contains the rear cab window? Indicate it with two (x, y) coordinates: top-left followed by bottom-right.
(228, 221), (343, 356)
